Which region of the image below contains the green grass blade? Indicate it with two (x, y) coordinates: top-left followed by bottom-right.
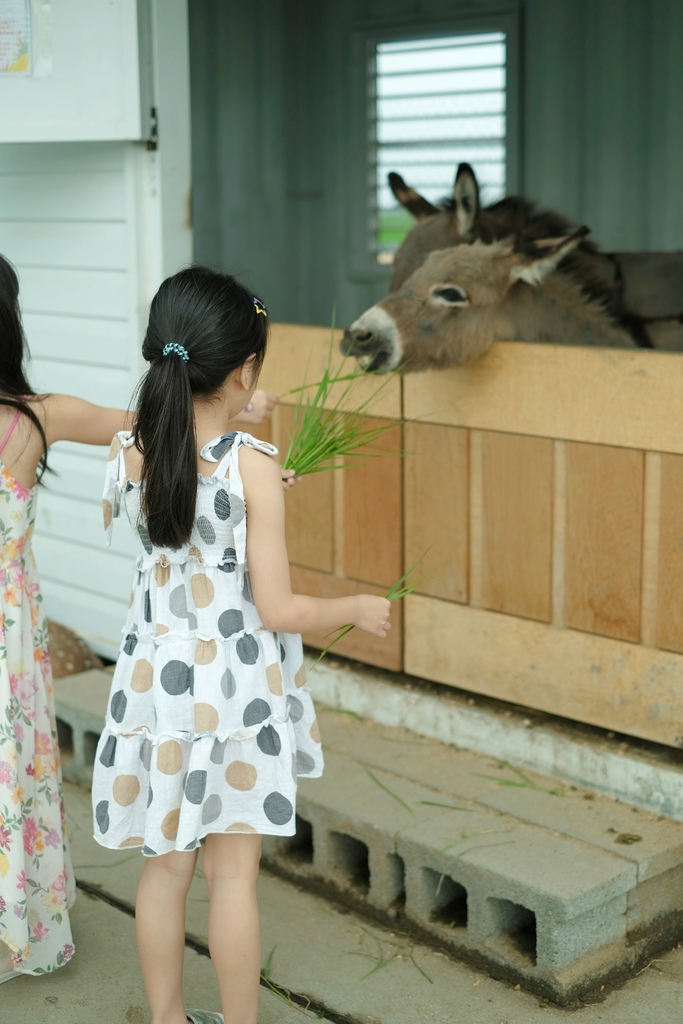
(365, 768), (414, 814)
(409, 948), (434, 984)
(311, 623), (354, 667)
(417, 800), (474, 812)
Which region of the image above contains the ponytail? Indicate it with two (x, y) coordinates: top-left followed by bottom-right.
(135, 354), (196, 550)
(135, 267), (269, 549)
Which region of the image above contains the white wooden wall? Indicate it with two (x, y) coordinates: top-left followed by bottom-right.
(0, 142), (142, 656)
(0, 1), (192, 659)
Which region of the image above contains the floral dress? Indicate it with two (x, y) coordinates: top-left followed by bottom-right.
(0, 463), (76, 977)
(91, 431), (323, 855)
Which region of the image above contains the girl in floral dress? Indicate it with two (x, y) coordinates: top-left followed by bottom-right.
(0, 254), (139, 980)
(91, 268), (391, 1024)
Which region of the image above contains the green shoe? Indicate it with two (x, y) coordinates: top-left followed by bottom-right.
(186, 1012), (225, 1024)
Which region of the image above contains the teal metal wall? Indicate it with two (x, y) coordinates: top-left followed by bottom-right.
(189, 0), (683, 326)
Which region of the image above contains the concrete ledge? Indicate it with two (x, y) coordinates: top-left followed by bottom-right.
(307, 655), (683, 820)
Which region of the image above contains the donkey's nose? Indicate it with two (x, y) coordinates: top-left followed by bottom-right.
(340, 328), (379, 356)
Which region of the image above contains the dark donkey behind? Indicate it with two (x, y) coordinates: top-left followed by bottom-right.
(342, 164), (683, 370)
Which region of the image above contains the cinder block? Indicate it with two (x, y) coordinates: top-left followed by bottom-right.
(397, 808), (636, 924)
(270, 752), (474, 911)
(54, 669), (111, 784)
(535, 893), (628, 971)
(626, 864), (683, 943)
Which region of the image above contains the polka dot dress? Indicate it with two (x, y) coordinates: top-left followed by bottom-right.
(92, 431), (323, 856)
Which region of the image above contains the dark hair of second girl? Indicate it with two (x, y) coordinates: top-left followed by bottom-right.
(0, 255), (50, 480)
(135, 266), (269, 549)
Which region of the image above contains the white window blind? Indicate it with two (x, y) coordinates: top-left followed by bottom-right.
(373, 32), (507, 260)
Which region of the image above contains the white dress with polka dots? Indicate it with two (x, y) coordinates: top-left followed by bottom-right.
(91, 430), (323, 856)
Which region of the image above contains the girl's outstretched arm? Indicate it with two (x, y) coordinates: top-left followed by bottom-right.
(40, 394), (133, 447)
(241, 446), (390, 637)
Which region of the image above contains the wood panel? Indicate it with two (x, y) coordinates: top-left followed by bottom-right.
(404, 595), (683, 749)
(640, 452), (661, 648)
(251, 420), (272, 447)
(291, 566), (402, 672)
(404, 423), (468, 602)
(41, 579), (128, 661)
(564, 443), (644, 642)
(30, 361), (133, 407)
(272, 404), (334, 572)
(404, 345), (683, 456)
(343, 420), (402, 589)
(34, 536), (133, 601)
(0, 173), (126, 220)
(19, 267), (129, 320)
(25, 313), (133, 369)
(657, 454), (683, 653)
(478, 431), (553, 622)
(7, 222), (128, 271)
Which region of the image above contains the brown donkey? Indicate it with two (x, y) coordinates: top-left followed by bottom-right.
(384, 164), (683, 353)
(388, 164), (612, 301)
(341, 230), (637, 374)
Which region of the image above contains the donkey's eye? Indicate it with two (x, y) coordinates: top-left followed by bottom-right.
(431, 285), (468, 306)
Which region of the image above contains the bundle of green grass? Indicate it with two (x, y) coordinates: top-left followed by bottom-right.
(280, 346), (437, 661)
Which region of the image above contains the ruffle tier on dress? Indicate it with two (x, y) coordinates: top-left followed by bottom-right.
(92, 431), (323, 856)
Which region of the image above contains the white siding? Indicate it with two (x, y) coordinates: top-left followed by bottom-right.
(0, 142), (145, 658)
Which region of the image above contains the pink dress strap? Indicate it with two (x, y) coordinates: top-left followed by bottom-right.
(0, 404), (24, 457)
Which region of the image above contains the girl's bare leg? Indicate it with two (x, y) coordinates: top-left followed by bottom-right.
(136, 848), (199, 1024)
(202, 833), (262, 1024)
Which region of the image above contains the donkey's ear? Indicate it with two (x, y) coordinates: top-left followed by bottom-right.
(510, 226), (590, 286)
(453, 163), (480, 236)
(388, 172), (437, 221)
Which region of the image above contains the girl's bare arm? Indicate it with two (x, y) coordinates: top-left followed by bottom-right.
(41, 395), (133, 447)
(241, 446), (390, 637)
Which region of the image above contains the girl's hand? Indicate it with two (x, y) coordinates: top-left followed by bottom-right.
(353, 596), (392, 638)
(281, 468), (301, 491)
(238, 390), (277, 425)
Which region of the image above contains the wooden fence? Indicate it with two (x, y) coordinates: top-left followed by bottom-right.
(259, 324), (683, 749)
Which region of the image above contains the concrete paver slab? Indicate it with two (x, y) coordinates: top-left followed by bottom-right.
(59, 781), (683, 1024)
(0, 883), (310, 1024)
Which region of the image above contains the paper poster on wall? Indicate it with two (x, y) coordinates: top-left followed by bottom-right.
(0, 0), (31, 75)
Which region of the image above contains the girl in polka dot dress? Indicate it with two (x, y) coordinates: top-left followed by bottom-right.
(91, 268), (391, 1024)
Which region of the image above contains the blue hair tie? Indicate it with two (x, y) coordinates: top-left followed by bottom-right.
(162, 342), (189, 362)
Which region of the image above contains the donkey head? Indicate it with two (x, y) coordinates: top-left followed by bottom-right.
(388, 163), (482, 291)
(341, 229), (590, 373)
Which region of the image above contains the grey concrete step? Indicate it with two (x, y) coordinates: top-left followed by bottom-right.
(310, 653), (683, 820)
(54, 668), (683, 1004)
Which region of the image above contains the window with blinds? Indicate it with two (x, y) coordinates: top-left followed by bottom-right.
(373, 32), (507, 262)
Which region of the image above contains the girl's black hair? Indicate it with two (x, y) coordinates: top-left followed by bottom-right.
(135, 266), (269, 549)
(0, 254), (49, 479)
